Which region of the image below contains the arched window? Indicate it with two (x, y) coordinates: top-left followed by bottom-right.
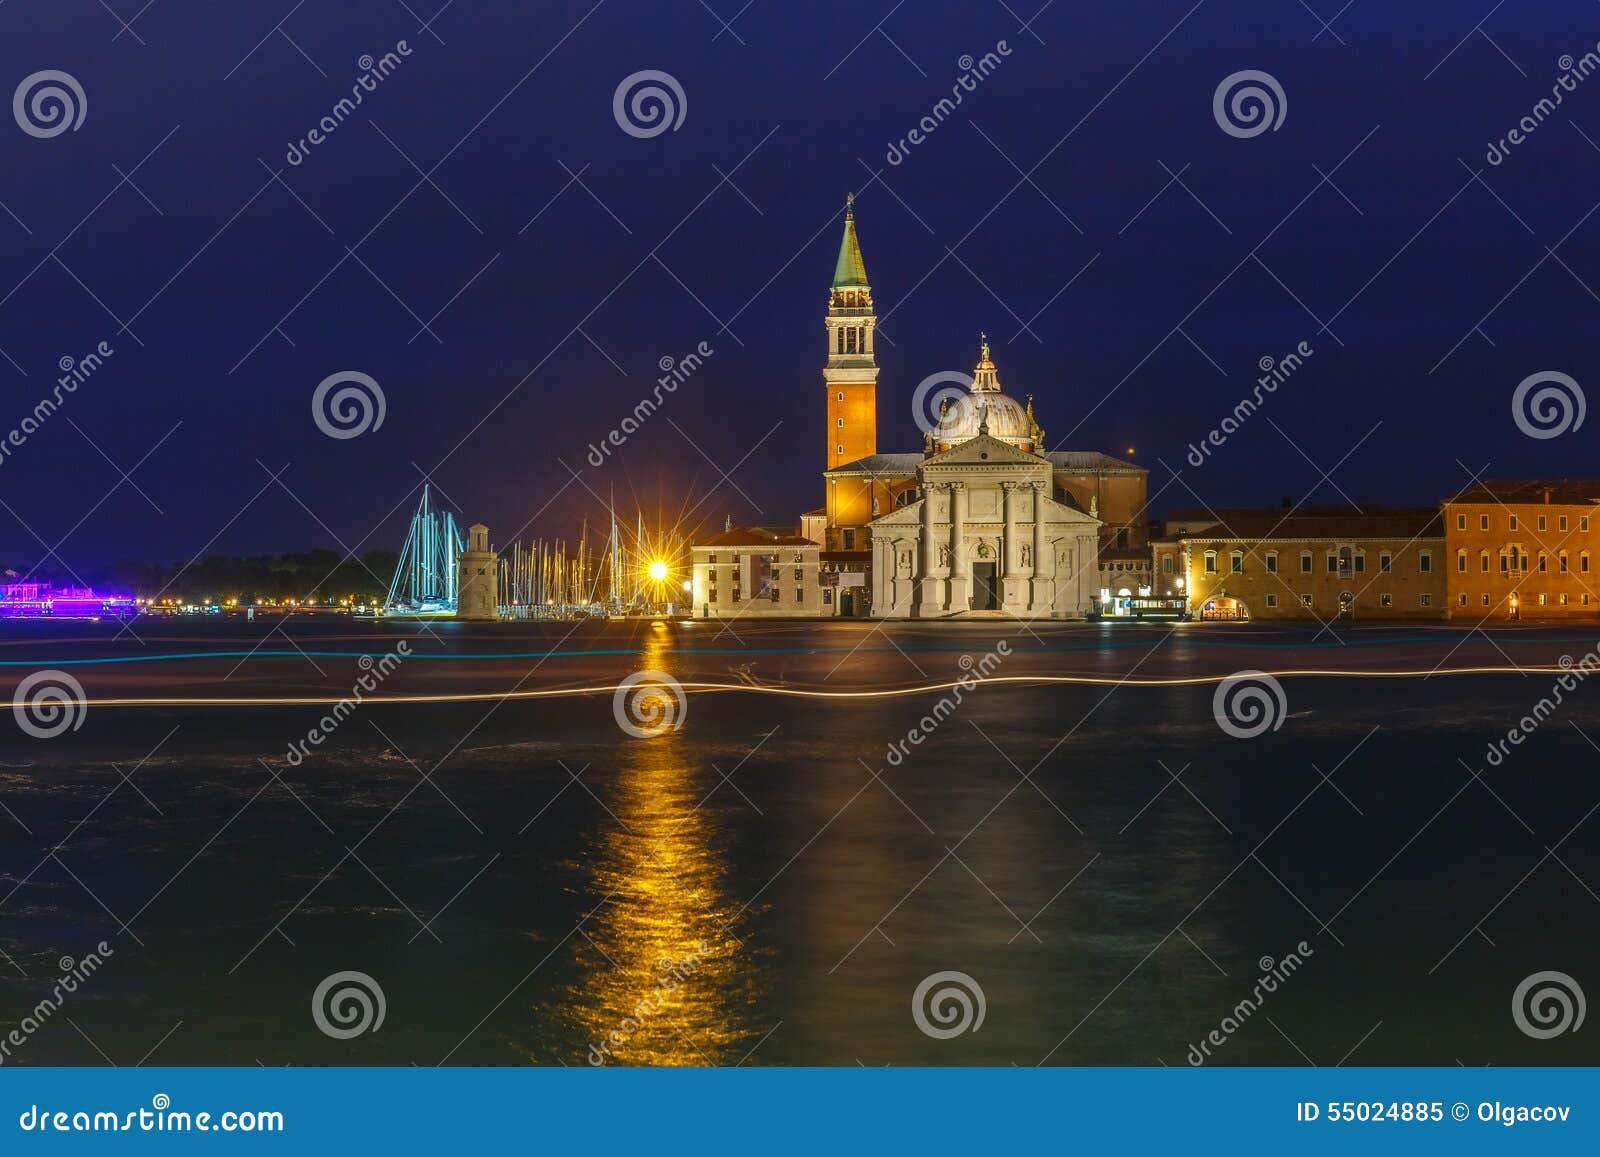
(1457, 549), (1467, 573)
(1230, 550), (1243, 573)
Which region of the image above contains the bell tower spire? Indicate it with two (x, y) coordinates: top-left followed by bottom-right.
(824, 193), (878, 472)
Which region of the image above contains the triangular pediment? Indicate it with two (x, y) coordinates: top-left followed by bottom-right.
(868, 501), (923, 527)
(924, 433), (1047, 468)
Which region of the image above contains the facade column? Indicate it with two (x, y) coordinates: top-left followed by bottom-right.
(1030, 481), (1053, 614)
(1000, 481), (1020, 609)
(946, 482), (968, 611)
(917, 483), (945, 616)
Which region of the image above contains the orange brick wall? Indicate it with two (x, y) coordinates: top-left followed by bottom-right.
(1443, 501), (1600, 618)
(826, 383), (877, 471)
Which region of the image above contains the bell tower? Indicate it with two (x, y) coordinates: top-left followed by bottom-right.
(824, 193), (878, 471)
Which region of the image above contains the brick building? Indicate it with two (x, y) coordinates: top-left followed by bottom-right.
(1164, 507), (1446, 622)
(1442, 479), (1600, 619)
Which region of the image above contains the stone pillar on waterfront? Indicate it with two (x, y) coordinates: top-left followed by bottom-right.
(457, 523), (499, 621)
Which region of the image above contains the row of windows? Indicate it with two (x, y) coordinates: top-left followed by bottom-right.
(705, 588), (804, 603)
(703, 554), (808, 565)
(1457, 592), (1592, 607)
(834, 326), (869, 354)
(1456, 550), (1590, 573)
(1262, 592), (1435, 608)
(1203, 550), (1429, 574)
(1457, 513), (1591, 533)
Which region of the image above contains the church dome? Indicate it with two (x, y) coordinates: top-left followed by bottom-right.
(931, 336), (1045, 453)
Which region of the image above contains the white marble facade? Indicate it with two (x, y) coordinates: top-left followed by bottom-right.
(868, 433), (1100, 618)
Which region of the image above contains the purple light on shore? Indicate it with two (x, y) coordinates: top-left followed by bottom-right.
(0, 582), (138, 619)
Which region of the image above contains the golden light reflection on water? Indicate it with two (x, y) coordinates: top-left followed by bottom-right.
(563, 626), (763, 1065)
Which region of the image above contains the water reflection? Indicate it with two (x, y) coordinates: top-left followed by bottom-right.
(563, 625), (763, 1065)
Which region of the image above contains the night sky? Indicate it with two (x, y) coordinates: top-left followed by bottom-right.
(4, 1), (1600, 572)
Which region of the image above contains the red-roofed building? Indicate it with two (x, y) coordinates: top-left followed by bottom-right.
(690, 527), (829, 618)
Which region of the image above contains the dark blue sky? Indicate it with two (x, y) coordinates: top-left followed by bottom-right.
(4, 0), (1600, 571)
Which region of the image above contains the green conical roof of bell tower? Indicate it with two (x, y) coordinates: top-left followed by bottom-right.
(832, 193), (869, 288)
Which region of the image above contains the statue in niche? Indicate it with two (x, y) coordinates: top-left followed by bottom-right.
(1058, 547), (1073, 576)
(938, 544), (951, 566)
(1089, 494), (1099, 519)
(1021, 544), (1031, 568)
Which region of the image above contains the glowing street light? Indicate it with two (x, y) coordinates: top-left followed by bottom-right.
(648, 560), (669, 582)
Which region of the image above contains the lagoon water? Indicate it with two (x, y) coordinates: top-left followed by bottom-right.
(1, 619), (1596, 1066)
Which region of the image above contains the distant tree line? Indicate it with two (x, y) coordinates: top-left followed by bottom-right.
(7, 550), (401, 604)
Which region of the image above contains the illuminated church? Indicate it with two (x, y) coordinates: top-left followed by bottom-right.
(811, 197), (1149, 618)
